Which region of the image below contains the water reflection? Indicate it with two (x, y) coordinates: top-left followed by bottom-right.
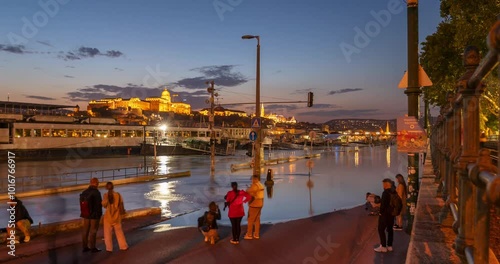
(145, 181), (180, 218)
(386, 146), (391, 168)
(155, 156), (172, 175)
(354, 151), (359, 167)
(307, 176), (314, 216)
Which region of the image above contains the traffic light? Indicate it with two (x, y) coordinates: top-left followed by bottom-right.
(307, 92), (314, 107)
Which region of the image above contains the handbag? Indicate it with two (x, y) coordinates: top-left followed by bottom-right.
(223, 191), (239, 211)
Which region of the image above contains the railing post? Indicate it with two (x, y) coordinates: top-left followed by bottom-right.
(470, 149), (496, 263)
(455, 46), (480, 255)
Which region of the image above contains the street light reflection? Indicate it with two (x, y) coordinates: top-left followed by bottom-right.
(354, 151), (359, 167)
(386, 146), (391, 168)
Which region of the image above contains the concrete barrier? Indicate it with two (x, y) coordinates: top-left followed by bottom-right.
(0, 207), (161, 243)
(230, 154), (321, 172)
(1, 171), (190, 200)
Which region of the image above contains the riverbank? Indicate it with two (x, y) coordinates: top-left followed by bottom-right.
(1, 205), (409, 264)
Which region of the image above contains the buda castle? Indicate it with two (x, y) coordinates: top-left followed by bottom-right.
(87, 89), (191, 115)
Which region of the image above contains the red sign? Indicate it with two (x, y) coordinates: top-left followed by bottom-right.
(397, 116), (427, 153)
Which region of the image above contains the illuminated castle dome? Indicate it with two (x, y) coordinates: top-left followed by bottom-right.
(161, 89), (171, 102)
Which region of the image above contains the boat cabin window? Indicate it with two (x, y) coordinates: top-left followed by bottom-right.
(110, 130), (121, 137)
(33, 129), (41, 137)
(68, 129), (81, 137)
(82, 129), (94, 137)
(199, 131), (206, 137)
(96, 130), (108, 138)
(52, 129), (67, 137)
(42, 129), (51, 137)
(136, 130), (143, 137)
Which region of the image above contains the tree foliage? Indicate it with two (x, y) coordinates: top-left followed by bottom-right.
(420, 0), (500, 132)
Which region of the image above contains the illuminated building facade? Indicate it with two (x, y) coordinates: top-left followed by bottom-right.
(87, 89), (191, 115)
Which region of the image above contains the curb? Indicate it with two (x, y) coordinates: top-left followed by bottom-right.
(1, 207), (161, 243)
(2, 171), (190, 200)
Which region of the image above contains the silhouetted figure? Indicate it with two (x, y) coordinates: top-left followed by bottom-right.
(80, 177), (103, 253)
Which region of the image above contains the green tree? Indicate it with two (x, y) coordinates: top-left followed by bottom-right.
(420, 0), (500, 132)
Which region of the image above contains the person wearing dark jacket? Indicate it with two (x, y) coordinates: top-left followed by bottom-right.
(374, 178), (395, 253)
(7, 196), (33, 243)
(81, 177), (103, 253)
(199, 201), (221, 244)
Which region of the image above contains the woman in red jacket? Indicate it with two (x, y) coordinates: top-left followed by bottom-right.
(225, 182), (251, 244)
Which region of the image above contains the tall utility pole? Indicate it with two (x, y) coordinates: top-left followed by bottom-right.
(405, 0), (421, 233)
(206, 81), (217, 177)
(242, 35), (261, 179)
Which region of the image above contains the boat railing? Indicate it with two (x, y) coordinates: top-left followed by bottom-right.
(2, 165), (157, 192)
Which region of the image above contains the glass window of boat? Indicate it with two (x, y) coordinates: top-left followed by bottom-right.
(14, 129), (22, 137)
(198, 131), (206, 137)
(42, 129), (51, 137)
(190, 131), (197, 137)
(96, 130), (108, 138)
(68, 129), (82, 137)
(82, 129), (94, 137)
(32, 129), (41, 137)
(110, 130), (121, 137)
(122, 130), (135, 137)
(52, 129), (67, 137)
(136, 130), (143, 137)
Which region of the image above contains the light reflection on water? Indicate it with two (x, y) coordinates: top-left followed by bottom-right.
(0, 146), (408, 225)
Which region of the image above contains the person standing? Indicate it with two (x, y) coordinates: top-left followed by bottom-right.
(244, 175), (265, 240)
(7, 196), (33, 243)
(374, 178), (395, 253)
(102, 182), (128, 252)
(81, 177), (103, 253)
(394, 174), (407, 231)
(225, 182), (250, 245)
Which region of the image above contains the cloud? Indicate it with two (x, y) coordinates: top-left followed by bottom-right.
(36, 40), (54, 47)
(66, 65), (75, 68)
(64, 75), (75, 78)
(176, 65), (248, 89)
(25, 95), (56, 101)
(114, 67), (124, 71)
(0, 44), (26, 54)
(58, 46), (125, 61)
(328, 88), (363, 95)
(298, 108), (379, 118)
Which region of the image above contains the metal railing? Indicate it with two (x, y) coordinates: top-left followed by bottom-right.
(2, 166), (157, 192)
(430, 18), (500, 264)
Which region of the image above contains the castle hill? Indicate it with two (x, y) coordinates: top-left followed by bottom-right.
(0, 1), (499, 264)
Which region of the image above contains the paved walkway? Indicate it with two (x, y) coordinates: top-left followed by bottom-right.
(405, 159), (461, 264)
(1, 206), (409, 264)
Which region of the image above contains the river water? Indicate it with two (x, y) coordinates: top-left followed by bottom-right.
(0, 145), (408, 227)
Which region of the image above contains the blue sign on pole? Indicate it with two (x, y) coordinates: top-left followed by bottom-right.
(249, 131), (257, 141)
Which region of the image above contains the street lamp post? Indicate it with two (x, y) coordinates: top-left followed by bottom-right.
(242, 34), (262, 179)
(206, 81), (217, 177)
(405, 0), (421, 233)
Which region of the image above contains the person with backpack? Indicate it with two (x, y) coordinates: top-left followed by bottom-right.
(102, 182), (128, 252)
(225, 182), (251, 245)
(80, 177), (103, 253)
(374, 178), (401, 253)
(198, 201), (221, 245)
(394, 174), (407, 231)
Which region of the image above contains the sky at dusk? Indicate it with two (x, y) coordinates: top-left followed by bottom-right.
(0, 0), (442, 123)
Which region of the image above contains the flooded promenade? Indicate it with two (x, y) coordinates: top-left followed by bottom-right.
(0, 145), (407, 226)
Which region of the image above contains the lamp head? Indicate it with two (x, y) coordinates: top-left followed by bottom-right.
(242, 35), (256, 39)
